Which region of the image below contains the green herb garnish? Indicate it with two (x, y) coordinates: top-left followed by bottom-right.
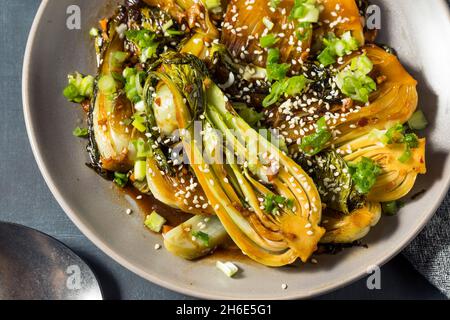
(63, 72), (95, 103)
(318, 31), (360, 66)
(383, 123), (420, 163)
(300, 117), (332, 155)
(382, 201), (403, 216)
(335, 55), (376, 103)
(192, 231), (210, 247)
(408, 110), (428, 130)
(263, 75), (309, 107)
(125, 29), (159, 63)
(263, 194), (294, 214)
(113, 172), (129, 188)
(123, 67), (146, 104)
(269, 0), (281, 9)
(348, 157), (381, 194)
(289, 0), (320, 23)
(144, 211), (167, 233)
(73, 127), (89, 138)
(260, 34), (279, 48)
(266, 48), (290, 81)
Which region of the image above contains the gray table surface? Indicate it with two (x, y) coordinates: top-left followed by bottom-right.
(0, 0), (447, 300)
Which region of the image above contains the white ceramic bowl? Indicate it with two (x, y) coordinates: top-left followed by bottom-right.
(23, 0), (450, 299)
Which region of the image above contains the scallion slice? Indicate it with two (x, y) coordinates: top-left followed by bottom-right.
(134, 160), (147, 181)
(145, 211), (167, 233)
(73, 127), (89, 138)
(260, 34), (279, 48)
(408, 110), (428, 130)
(216, 261), (239, 278)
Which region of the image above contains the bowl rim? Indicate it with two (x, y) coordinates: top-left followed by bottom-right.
(22, 0), (450, 300)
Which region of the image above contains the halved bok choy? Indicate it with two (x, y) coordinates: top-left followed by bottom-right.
(340, 130), (426, 202)
(320, 202), (381, 243)
(90, 22), (141, 172)
(148, 52), (325, 265)
(164, 215), (229, 260)
(331, 45), (419, 145)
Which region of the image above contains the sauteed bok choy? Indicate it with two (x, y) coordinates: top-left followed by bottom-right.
(63, 0), (427, 267)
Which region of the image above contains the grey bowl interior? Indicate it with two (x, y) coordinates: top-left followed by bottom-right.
(23, 0), (450, 299)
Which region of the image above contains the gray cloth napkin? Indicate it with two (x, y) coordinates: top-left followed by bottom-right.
(404, 191), (450, 298)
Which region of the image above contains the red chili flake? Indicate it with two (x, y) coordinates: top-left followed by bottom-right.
(155, 97), (162, 107)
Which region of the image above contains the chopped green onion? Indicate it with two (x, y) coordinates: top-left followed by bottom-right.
(385, 126), (417, 147)
(162, 20), (174, 32)
(404, 133), (419, 149)
(262, 81), (285, 107)
(267, 48), (280, 65)
(266, 48), (289, 81)
(382, 124), (420, 163)
(382, 201), (402, 216)
(133, 139), (151, 158)
(192, 231), (210, 247)
(284, 75), (309, 96)
(269, 0), (281, 8)
(289, 0), (320, 23)
(267, 63), (290, 81)
(383, 123), (404, 144)
(98, 75), (117, 94)
(113, 172), (129, 188)
(111, 51), (128, 66)
(216, 261), (239, 278)
(166, 29), (184, 36)
(63, 73), (95, 103)
(260, 34), (279, 48)
(132, 114), (147, 133)
(348, 157), (381, 194)
(335, 55), (376, 103)
(408, 110), (428, 130)
(125, 29), (159, 63)
(204, 0), (221, 10)
(89, 28), (99, 37)
(123, 67), (135, 79)
(317, 48), (336, 66)
(351, 53), (373, 74)
(318, 31), (360, 66)
(263, 17), (274, 30)
(398, 133), (419, 163)
(300, 117), (332, 155)
(123, 67), (145, 103)
(73, 127), (89, 138)
(398, 146), (412, 163)
(134, 160), (147, 181)
(145, 211), (167, 233)
(263, 75), (309, 107)
(263, 194), (294, 214)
